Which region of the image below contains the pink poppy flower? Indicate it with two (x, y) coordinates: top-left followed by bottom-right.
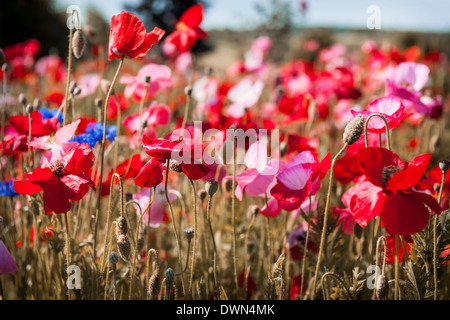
(351, 96), (410, 134)
(233, 140), (283, 201)
(226, 78), (264, 118)
(132, 185), (177, 228)
(271, 151), (331, 211)
(28, 119), (80, 167)
(120, 63), (172, 103)
(244, 36), (271, 73)
(0, 240), (18, 275)
(384, 62), (432, 115)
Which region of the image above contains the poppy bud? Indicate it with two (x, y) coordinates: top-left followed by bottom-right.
(33, 98), (41, 110)
(343, 114), (365, 145)
(69, 81), (77, 95)
(251, 205), (260, 216)
(26, 104), (34, 114)
(439, 160), (450, 174)
(169, 160), (183, 173)
(184, 85), (192, 96)
(117, 234), (131, 261)
(0, 49), (5, 66)
(197, 189), (207, 202)
(109, 251), (119, 265)
(72, 87), (82, 96)
(376, 275), (388, 300)
(205, 179), (218, 196)
(116, 216), (128, 236)
(125, 193), (133, 203)
(101, 79), (115, 95)
(148, 272), (160, 299)
(144, 75), (151, 84)
(18, 93), (27, 106)
(95, 98), (103, 108)
(1, 63), (8, 72)
(184, 226), (195, 241)
(72, 29), (86, 59)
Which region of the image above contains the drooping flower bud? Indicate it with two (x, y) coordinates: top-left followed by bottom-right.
(18, 93), (27, 106)
(33, 98), (41, 110)
(343, 114), (365, 145)
(116, 216), (128, 236)
(117, 234), (131, 261)
(376, 274), (389, 300)
(184, 85), (192, 96)
(72, 29), (86, 59)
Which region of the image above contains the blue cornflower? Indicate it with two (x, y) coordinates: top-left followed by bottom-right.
(70, 122), (117, 149)
(38, 107), (64, 125)
(0, 180), (18, 197)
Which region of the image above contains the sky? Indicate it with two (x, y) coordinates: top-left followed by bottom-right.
(53, 0), (450, 32)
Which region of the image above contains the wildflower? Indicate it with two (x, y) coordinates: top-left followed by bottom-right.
(70, 122), (117, 149)
(134, 136), (210, 188)
(347, 147), (442, 235)
(108, 11), (165, 60)
(163, 4), (207, 56)
(0, 180), (18, 197)
(14, 143), (95, 214)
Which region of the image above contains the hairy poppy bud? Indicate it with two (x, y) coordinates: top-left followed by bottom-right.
(72, 29), (86, 59)
(148, 273), (160, 299)
(376, 275), (389, 300)
(205, 179), (218, 196)
(184, 226), (195, 241)
(439, 160), (450, 174)
(343, 114), (365, 145)
(116, 216), (128, 236)
(117, 234), (131, 261)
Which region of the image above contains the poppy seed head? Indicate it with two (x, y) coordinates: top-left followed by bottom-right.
(164, 267), (175, 281)
(343, 114), (365, 145)
(49, 160), (65, 178)
(184, 226), (195, 241)
(439, 160), (450, 173)
(205, 179), (218, 196)
(169, 160), (183, 173)
(109, 251), (119, 265)
(381, 165), (401, 185)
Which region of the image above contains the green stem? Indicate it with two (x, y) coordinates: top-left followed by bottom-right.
(188, 179), (198, 298)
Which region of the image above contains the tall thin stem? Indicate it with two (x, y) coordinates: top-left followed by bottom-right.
(188, 179), (198, 298)
(434, 170), (446, 300)
(312, 143), (348, 297)
(231, 128), (239, 295)
(206, 194), (219, 296)
(364, 113), (391, 150)
(94, 56), (124, 256)
(165, 159), (185, 297)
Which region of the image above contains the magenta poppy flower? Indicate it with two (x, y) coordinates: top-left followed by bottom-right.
(14, 143), (96, 214)
(351, 96), (410, 134)
(271, 151), (331, 211)
(0, 240), (18, 275)
(346, 147), (442, 235)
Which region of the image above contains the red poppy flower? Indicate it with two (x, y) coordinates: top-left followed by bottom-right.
(348, 147), (442, 235)
(108, 11), (165, 60)
(385, 235), (412, 264)
(163, 4), (207, 55)
(134, 136), (210, 188)
(1, 111), (59, 155)
(14, 143), (95, 214)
